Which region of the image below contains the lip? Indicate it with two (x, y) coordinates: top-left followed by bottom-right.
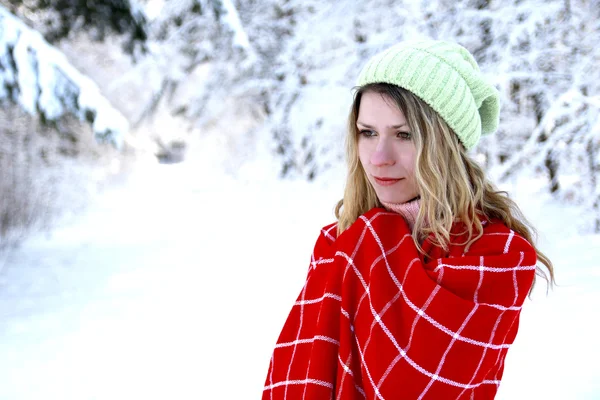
(373, 176), (403, 186)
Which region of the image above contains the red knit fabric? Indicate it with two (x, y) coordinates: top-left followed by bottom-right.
(263, 207), (536, 399)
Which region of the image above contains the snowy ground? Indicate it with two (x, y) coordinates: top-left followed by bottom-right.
(0, 160), (598, 400)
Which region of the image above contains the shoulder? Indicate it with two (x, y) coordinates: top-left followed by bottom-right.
(321, 207), (410, 250)
(316, 208), (391, 245)
(318, 221), (339, 245)
(430, 219), (538, 307)
(465, 218), (536, 260)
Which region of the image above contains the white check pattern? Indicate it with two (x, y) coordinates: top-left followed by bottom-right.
(264, 208), (537, 399)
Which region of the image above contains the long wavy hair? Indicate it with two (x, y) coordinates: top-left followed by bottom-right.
(335, 83), (554, 287)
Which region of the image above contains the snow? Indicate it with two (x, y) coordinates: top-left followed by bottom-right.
(0, 5), (128, 148)
(143, 0), (166, 21)
(220, 0), (251, 51)
(0, 160), (598, 399)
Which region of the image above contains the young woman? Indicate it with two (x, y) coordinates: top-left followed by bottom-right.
(263, 40), (554, 399)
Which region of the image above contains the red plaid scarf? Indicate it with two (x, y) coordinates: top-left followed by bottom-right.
(263, 207), (536, 399)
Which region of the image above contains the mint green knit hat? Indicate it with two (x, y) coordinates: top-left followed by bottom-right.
(356, 39), (500, 150)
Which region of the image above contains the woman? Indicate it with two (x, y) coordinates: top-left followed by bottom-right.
(263, 40), (554, 399)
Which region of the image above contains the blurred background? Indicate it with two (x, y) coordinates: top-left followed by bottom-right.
(0, 0), (598, 399)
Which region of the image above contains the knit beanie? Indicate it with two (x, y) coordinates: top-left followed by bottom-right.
(356, 39), (500, 150)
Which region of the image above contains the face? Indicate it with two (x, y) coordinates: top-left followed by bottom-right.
(357, 91), (419, 205)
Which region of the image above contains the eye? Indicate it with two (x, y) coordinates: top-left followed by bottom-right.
(359, 129), (377, 138)
(397, 131), (412, 140)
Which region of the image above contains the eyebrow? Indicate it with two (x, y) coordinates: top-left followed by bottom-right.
(356, 121), (408, 129)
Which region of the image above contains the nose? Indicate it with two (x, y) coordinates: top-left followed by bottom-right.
(370, 140), (396, 166)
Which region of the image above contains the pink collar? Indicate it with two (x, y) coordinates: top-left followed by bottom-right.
(380, 197), (421, 232)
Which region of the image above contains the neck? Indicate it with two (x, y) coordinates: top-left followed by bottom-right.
(381, 197), (421, 232)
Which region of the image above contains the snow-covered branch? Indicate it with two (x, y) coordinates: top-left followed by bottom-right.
(0, 5), (128, 148)
(215, 0), (251, 51)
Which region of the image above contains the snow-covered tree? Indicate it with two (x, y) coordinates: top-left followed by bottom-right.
(0, 4), (132, 245)
(0, 4), (128, 147)
(2, 0), (148, 56)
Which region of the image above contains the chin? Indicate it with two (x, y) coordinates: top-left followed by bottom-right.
(377, 193), (416, 205)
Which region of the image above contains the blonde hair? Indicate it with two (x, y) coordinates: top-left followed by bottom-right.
(335, 83), (554, 288)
